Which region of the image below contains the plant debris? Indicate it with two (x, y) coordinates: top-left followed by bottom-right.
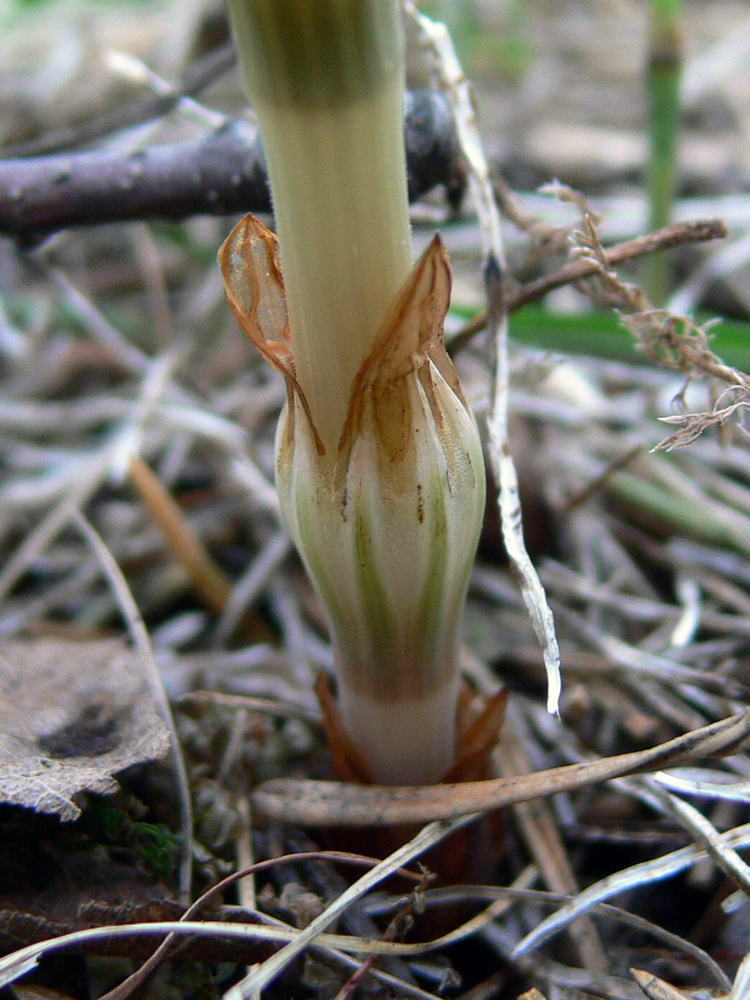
(0, 638), (170, 821)
(2, 2), (750, 999)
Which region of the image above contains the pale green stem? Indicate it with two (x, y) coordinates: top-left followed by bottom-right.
(227, 0), (412, 453)
(224, 0), (484, 784)
(339, 683), (460, 785)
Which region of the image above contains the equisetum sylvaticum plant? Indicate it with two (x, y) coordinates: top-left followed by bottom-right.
(220, 0), (486, 784)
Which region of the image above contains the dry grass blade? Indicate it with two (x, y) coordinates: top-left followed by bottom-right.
(483, 934), (643, 999)
(96, 850), (422, 1000)
(512, 820), (750, 958)
(252, 709), (750, 825)
(327, 871), (434, 1000)
(385, 882), (728, 990)
(404, 5), (502, 263)
(0, 440), (116, 604)
(659, 787), (750, 896)
(554, 603), (745, 696)
(407, 2), (561, 714)
(417, 867), (537, 953)
(498, 711), (607, 973)
(0, 347), (182, 604)
(176, 690), (321, 724)
(235, 795), (256, 913)
(630, 969), (696, 1000)
(222, 816), (479, 999)
(213, 528), (291, 644)
(729, 949), (750, 1000)
(454, 970), (507, 1000)
(329, 865), (540, 959)
(320, 951), (442, 1000)
(1, 919), (450, 989)
(602, 901), (729, 990)
(655, 767), (750, 803)
(129, 454), (231, 614)
(486, 264), (561, 716)
(41, 260), (149, 375)
(72, 511), (194, 903)
(4, 898), (566, 996)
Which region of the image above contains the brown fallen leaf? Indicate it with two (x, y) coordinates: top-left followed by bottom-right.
(0, 637), (170, 821)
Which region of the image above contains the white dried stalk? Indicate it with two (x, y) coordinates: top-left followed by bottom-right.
(43, 261), (150, 374)
(213, 529), (291, 644)
(1, 894), (541, 994)
(630, 969), (696, 1000)
(729, 948), (750, 1000)
(106, 50), (228, 130)
(513, 821), (750, 957)
(655, 768), (750, 803)
(669, 574), (702, 647)
(364, 881), (727, 989)
(109, 349), (179, 482)
(405, 2), (561, 714)
(234, 795), (257, 913)
(0, 439), (116, 604)
(657, 785), (750, 897)
(0, 920), (427, 989)
(228, 455), (283, 520)
(0, 345), (192, 605)
(73, 511), (194, 904)
(223, 813), (478, 999)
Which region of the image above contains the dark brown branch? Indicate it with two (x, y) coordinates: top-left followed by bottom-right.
(0, 123), (268, 242)
(450, 218), (729, 352)
(0, 92), (461, 243)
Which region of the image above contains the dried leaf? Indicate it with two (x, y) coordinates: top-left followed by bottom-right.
(218, 215), (323, 454)
(218, 214), (293, 380)
(349, 234), (454, 390)
(0, 638), (170, 821)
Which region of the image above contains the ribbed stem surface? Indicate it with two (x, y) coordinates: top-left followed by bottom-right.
(224, 0), (485, 785)
(227, 0), (412, 452)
